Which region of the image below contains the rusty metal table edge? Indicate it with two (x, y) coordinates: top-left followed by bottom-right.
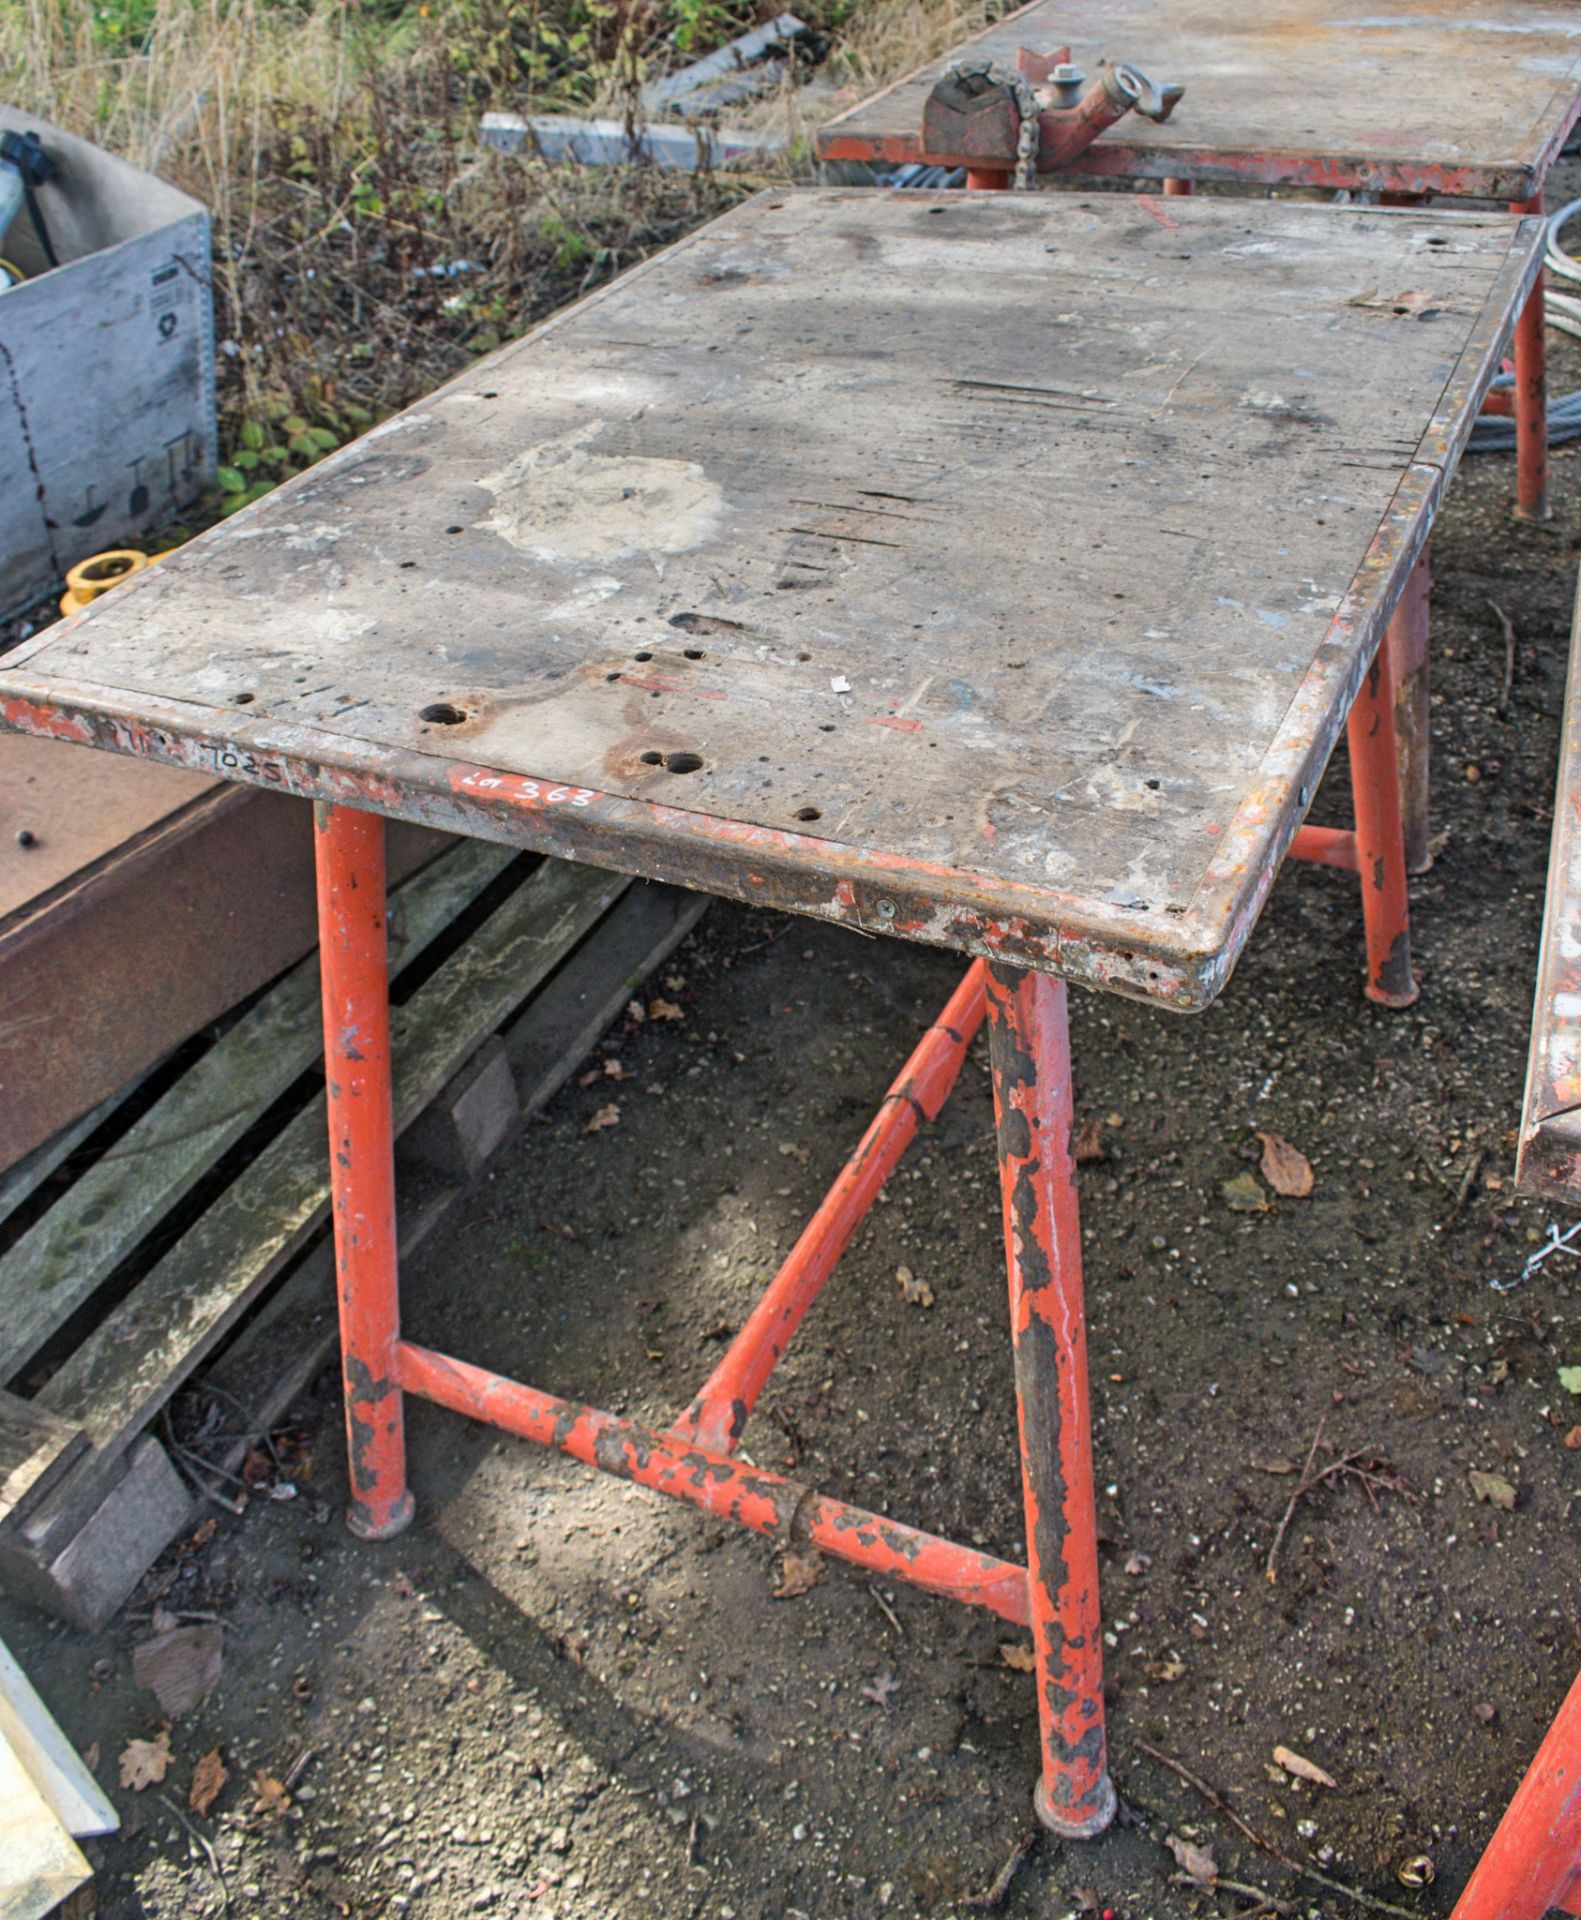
(0, 203), (1543, 1015)
(1518, 564), (1581, 1204)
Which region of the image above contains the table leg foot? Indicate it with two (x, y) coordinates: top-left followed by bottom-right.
(1035, 1769), (1118, 1840)
(985, 961), (1114, 1841)
(314, 801), (414, 1542)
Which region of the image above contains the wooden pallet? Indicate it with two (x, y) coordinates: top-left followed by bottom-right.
(0, 844), (707, 1627)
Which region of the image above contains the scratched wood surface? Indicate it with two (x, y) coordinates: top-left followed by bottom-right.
(814, 0), (1581, 198)
(0, 192), (1541, 1005)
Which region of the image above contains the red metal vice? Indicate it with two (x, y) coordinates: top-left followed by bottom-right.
(921, 44), (1183, 188)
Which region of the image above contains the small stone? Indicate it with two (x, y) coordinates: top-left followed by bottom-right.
(549, 1825), (570, 1854)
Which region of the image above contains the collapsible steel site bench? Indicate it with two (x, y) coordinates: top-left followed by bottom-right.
(816, 0), (1581, 874)
(0, 188), (1542, 1835)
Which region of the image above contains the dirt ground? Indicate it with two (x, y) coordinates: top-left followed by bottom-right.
(7, 214), (1581, 1920)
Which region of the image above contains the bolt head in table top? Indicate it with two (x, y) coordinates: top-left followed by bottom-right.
(0, 190), (1541, 1005)
(815, 0), (1581, 199)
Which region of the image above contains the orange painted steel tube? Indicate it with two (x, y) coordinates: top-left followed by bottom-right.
(396, 1339), (1032, 1622)
(674, 960), (989, 1452)
(1163, 177), (1193, 195)
(1289, 825), (1358, 872)
(314, 802), (414, 1540)
(1449, 1666), (1581, 1920)
(1346, 628), (1418, 1008)
(1512, 190), (1549, 522)
(966, 167), (1010, 189)
(984, 961), (1114, 1840)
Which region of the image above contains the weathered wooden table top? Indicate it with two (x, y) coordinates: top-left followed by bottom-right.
(0, 191), (1540, 1005)
(815, 0), (1581, 199)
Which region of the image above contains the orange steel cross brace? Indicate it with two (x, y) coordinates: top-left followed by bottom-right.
(312, 588), (1416, 1837)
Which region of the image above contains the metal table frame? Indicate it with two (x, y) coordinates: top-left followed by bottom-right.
(308, 618), (1409, 1837)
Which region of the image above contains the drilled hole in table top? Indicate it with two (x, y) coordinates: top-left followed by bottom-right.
(419, 702), (467, 725)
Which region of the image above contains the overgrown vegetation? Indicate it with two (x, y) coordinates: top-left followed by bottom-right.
(3, 0), (1005, 533)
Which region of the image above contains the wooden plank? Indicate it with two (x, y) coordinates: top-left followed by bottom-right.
(0, 836), (513, 1380)
(0, 190), (1538, 1007)
(0, 1714), (91, 1920)
(0, 1083), (141, 1238)
(33, 859), (628, 1464)
(0, 1635), (117, 1839)
(0, 1396), (86, 1529)
(813, 0), (1581, 198)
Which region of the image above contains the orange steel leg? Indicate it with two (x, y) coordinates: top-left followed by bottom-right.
(315, 801), (414, 1541)
(1449, 1666), (1581, 1920)
(966, 167), (1011, 189)
(1346, 624), (1418, 1009)
(985, 961), (1114, 1839)
(1163, 177), (1192, 195)
(1512, 191), (1549, 522)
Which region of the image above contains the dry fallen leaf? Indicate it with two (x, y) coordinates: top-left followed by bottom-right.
(189, 1746), (229, 1816)
(1222, 1171), (1269, 1214)
(603, 1058), (627, 1080)
(625, 998), (646, 1022)
(1469, 1469), (1516, 1511)
(860, 1673), (901, 1707)
(392, 1570), (416, 1598)
(119, 1730), (173, 1792)
(1257, 1131), (1315, 1199)
(998, 1642), (1036, 1673)
(1123, 1551), (1152, 1576)
(82, 1742), (100, 1776)
(895, 1264), (935, 1308)
(1151, 1656), (1188, 1682)
(1565, 1426), (1581, 1451)
(1251, 1454), (1299, 1475)
(1074, 1118), (1108, 1166)
(777, 1141), (810, 1164)
(648, 997), (684, 1022)
(1166, 1833), (1219, 1885)
(253, 1770), (292, 1818)
(583, 1103), (621, 1135)
(1274, 1744), (1337, 1789)
(772, 1548), (824, 1600)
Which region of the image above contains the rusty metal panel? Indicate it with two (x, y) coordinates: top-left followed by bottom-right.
(0, 771), (445, 1173)
(814, 0), (1581, 199)
(1518, 566), (1581, 1202)
(0, 190), (1542, 1009)
(0, 734), (214, 922)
